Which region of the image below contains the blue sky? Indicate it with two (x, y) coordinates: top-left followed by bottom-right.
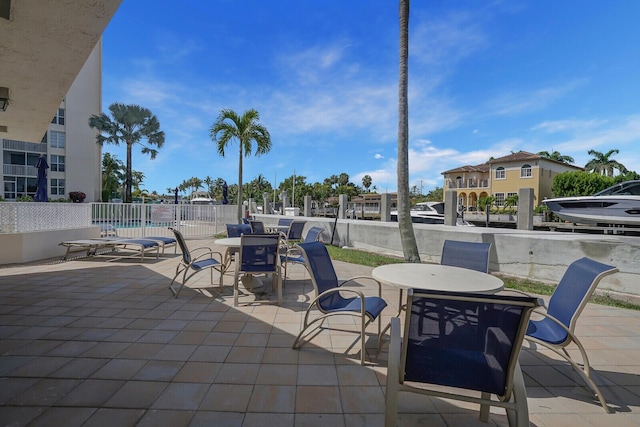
(100, 1), (640, 196)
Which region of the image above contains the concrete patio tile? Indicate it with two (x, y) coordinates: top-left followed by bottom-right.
(9, 378), (82, 406)
(173, 361), (222, 383)
(189, 410), (244, 426)
(22, 407), (96, 427)
(295, 386), (342, 413)
(199, 384), (253, 412)
(293, 413), (346, 427)
(297, 364), (339, 386)
(132, 360), (184, 381)
(56, 379), (125, 407)
(243, 412), (295, 427)
(82, 408), (146, 426)
(103, 380), (168, 408)
(247, 384), (296, 413)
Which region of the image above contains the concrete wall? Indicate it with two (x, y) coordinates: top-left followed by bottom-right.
(0, 226), (100, 264)
(256, 214), (640, 300)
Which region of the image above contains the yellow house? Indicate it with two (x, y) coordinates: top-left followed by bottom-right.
(442, 151), (583, 209)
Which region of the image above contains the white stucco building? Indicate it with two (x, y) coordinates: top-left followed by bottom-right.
(1, 43), (102, 202)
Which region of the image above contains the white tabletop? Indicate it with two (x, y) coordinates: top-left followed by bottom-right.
(215, 237), (241, 247)
(372, 263), (503, 294)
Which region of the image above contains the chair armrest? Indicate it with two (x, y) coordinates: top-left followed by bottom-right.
(191, 250), (224, 263)
(190, 246), (214, 254)
(338, 276), (384, 296)
(311, 287), (367, 316)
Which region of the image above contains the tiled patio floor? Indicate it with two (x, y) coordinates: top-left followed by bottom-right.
(1, 237), (639, 426)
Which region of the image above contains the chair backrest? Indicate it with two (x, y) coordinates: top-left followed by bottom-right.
(238, 234), (280, 273)
(547, 257), (618, 335)
(277, 218), (294, 227)
(226, 223), (252, 237)
(297, 241), (342, 309)
(441, 240), (491, 273)
(170, 228), (191, 264)
(286, 221), (306, 240)
(303, 226), (324, 243)
(402, 289), (540, 400)
(249, 220), (266, 234)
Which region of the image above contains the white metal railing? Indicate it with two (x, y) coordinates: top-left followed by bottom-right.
(92, 203), (238, 238)
(0, 202), (239, 236)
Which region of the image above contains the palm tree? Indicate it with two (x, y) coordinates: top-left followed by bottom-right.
(362, 175), (372, 192)
(89, 103), (165, 203)
(584, 149), (627, 176)
(209, 108), (272, 223)
(397, 0), (420, 263)
(537, 150), (574, 164)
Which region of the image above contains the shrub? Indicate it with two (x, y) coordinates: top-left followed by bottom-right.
(69, 191), (86, 203)
(17, 195), (34, 202)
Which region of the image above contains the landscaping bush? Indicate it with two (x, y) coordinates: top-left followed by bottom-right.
(69, 191), (86, 203)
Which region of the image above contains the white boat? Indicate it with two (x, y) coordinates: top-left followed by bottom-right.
(391, 202), (475, 226)
(190, 196), (215, 205)
(543, 180), (640, 226)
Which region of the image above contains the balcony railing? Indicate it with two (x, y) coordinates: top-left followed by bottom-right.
(3, 164), (37, 176)
(446, 179), (489, 189)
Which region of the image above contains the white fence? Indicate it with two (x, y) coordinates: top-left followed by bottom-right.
(0, 202), (91, 233)
(0, 202), (239, 238)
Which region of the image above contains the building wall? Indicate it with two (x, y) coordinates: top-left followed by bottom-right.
(64, 41), (102, 202)
(1, 41), (102, 202)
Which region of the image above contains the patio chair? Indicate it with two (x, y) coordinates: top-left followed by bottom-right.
(233, 234), (282, 306)
(524, 257), (618, 413)
(224, 223), (253, 265)
(249, 220), (266, 234)
(280, 220), (306, 247)
(280, 226), (324, 286)
(277, 218), (294, 227)
(292, 241), (387, 365)
(385, 289), (541, 427)
(441, 239), (491, 273)
(226, 223), (252, 237)
(168, 227), (224, 297)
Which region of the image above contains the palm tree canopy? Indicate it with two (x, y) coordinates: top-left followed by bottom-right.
(537, 150), (574, 164)
(584, 149), (627, 176)
(89, 103), (165, 158)
(89, 103), (165, 203)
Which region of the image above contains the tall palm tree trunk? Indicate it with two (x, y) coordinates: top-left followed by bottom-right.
(397, 0), (420, 263)
(237, 141), (244, 223)
(125, 143), (133, 203)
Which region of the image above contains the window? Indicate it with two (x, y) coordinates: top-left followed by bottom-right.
(51, 108), (65, 125)
(506, 192), (518, 206)
(520, 164), (532, 178)
(51, 179), (65, 196)
(495, 167), (505, 180)
(50, 131), (66, 148)
(494, 192), (505, 206)
(51, 155), (65, 172)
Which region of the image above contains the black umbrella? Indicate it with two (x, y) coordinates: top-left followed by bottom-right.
(222, 181), (229, 205)
(34, 155), (49, 202)
(174, 187), (179, 204)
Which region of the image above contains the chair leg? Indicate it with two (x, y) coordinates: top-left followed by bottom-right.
(384, 318), (402, 427)
(509, 362), (530, 427)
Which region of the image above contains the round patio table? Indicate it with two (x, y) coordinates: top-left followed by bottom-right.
(373, 263), (504, 344)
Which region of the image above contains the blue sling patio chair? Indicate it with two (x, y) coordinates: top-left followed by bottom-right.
(280, 226), (324, 286)
(168, 228), (223, 297)
(292, 241), (387, 365)
(233, 233), (282, 307)
(385, 289), (541, 427)
(224, 223), (252, 265)
(441, 239), (491, 273)
(279, 220), (306, 247)
(248, 219), (266, 234)
(524, 257), (618, 413)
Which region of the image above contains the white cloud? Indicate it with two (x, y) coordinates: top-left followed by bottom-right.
(374, 153), (384, 159)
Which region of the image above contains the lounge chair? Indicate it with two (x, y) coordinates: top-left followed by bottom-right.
(59, 238), (160, 261)
(385, 289), (541, 427)
(292, 241), (387, 365)
(525, 257), (618, 412)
